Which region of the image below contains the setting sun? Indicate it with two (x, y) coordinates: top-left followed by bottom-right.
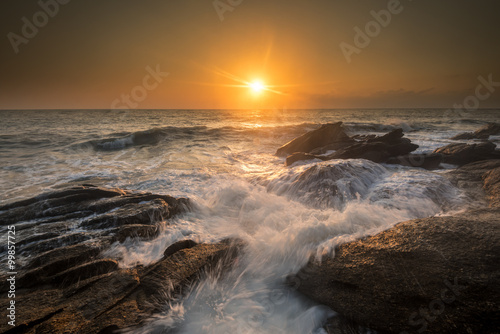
(249, 80), (265, 93)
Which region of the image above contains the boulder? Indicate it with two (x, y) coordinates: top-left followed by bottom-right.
(295, 208), (500, 334)
(386, 153), (443, 170)
(276, 122), (353, 157)
(433, 142), (500, 166)
(451, 123), (500, 140)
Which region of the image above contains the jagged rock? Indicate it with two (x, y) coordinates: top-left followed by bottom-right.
(0, 186), (243, 334)
(326, 140), (418, 163)
(0, 241), (241, 334)
(276, 123), (353, 157)
(433, 142), (500, 166)
(0, 185), (189, 260)
(386, 153), (443, 170)
(294, 208), (500, 334)
(279, 127), (419, 166)
(451, 123), (500, 140)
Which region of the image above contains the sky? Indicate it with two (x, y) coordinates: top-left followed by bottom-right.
(1, 0), (499, 109)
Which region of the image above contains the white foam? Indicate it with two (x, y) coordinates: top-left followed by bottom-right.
(126, 166), (465, 333)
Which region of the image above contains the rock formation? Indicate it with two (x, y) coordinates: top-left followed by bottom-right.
(0, 185), (242, 334)
(451, 123), (500, 140)
(278, 125), (423, 167)
(433, 142), (500, 166)
(293, 160), (500, 334)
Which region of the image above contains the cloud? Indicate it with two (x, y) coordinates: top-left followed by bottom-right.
(301, 87), (500, 109)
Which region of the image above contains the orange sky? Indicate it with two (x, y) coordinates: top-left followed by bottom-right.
(1, 0), (499, 109)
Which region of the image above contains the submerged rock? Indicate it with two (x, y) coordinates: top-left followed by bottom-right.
(386, 153), (443, 170)
(451, 122), (500, 140)
(0, 186), (242, 334)
(295, 208), (500, 334)
(433, 141), (500, 166)
(268, 159), (386, 209)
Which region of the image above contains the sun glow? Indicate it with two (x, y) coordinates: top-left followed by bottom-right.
(249, 80), (265, 93)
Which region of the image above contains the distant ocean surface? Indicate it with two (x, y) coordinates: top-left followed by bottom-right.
(1, 108), (499, 333)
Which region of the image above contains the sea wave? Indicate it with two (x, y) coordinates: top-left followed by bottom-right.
(264, 159), (387, 210)
(71, 123), (319, 152)
(343, 121), (420, 133)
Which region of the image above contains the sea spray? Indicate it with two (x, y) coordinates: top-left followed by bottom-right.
(122, 163), (465, 333)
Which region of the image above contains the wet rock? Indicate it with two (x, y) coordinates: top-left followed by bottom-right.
(164, 239), (199, 257)
(285, 152), (327, 166)
(276, 122), (353, 157)
(484, 165), (500, 207)
(386, 153), (443, 170)
(295, 208), (500, 334)
(451, 122), (500, 140)
(279, 127), (419, 166)
(452, 160), (500, 208)
(0, 185), (243, 334)
(326, 140), (418, 163)
(433, 141), (500, 166)
(268, 160), (386, 209)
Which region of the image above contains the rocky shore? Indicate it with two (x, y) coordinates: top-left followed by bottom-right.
(284, 123), (500, 333)
(0, 186), (242, 334)
(1, 122), (499, 333)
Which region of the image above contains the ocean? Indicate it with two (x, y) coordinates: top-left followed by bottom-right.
(1, 108), (499, 333)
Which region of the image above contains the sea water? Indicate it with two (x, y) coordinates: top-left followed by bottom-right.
(1, 108), (498, 333)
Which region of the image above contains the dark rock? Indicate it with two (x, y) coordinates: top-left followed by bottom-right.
(50, 259), (119, 288)
(366, 128), (404, 143)
(164, 239), (199, 257)
(285, 152), (327, 166)
(0, 185), (243, 334)
(276, 123), (353, 157)
(326, 140), (418, 163)
(327, 142), (390, 162)
(295, 208), (500, 334)
(386, 153), (443, 170)
(80, 198), (170, 230)
(451, 122), (500, 140)
(279, 126), (419, 166)
(433, 141), (500, 166)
